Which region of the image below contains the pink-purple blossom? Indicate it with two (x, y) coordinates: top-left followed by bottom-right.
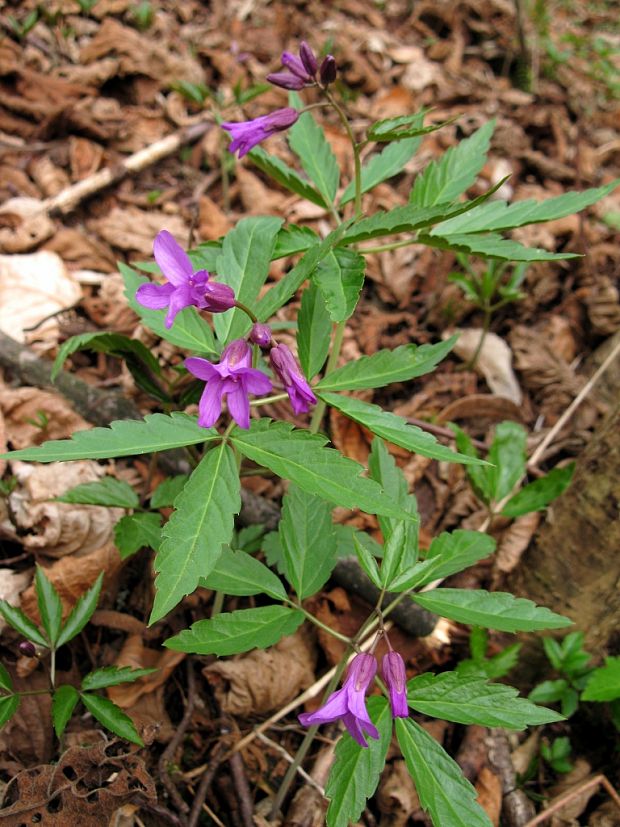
(269, 344), (317, 415)
(221, 108), (299, 158)
(382, 652), (408, 718)
(268, 42), (318, 90)
(136, 230), (235, 328)
(249, 322), (272, 348)
(186, 339), (272, 430)
(299, 653), (379, 747)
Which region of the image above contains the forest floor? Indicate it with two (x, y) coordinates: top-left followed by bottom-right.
(0, 0), (619, 824)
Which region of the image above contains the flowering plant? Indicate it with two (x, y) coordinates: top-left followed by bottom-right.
(1, 37), (617, 827)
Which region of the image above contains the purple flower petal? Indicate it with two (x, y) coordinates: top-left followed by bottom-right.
(226, 384), (251, 429)
(281, 51), (311, 80)
(198, 377), (225, 428)
(242, 369), (273, 396)
(164, 285), (194, 328)
(135, 281), (175, 310)
(153, 230), (194, 286)
(185, 357), (219, 382)
(267, 71), (306, 91)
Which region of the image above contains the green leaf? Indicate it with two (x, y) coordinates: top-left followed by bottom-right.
(230, 419), (412, 520)
(0, 601), (48, 647)
(410, 121), (495, 207)
(407, 671), (564, 729)
(412, 589), (573, 632)
(213, 216), (283, 343)
(0, 664), (13, 693)
(120, 262), (217, 355)
(51, 332), (167, 401)
(396, 717), (493, 827)
(581, 657), (620, 702)
(150, 474), (189, 508)
(165, 606), (304, 655)
(340, 202), (471, 245)
(56, 477), (139, 509)
(340, 137), (422, 206)
(1, 413), (215, 463)
(419, 231), (580, 261)
(529, 679), (569, 705)
(56, 573), (103, 648)
(451, 425), (492, 503)
(289, 104), (339, 206)
(430, 180), (619, 235)
(368, 112), (453, 142)
(82, 666), (156, 691)
(487, 421), (526, 502)
(0, 695), (19, 728)
(279, 485), (337, 599)
(80, 692), (143, 745)
(248, 147), (327, 207)
(52, 685), (79, 738)
(319, 394), (486, 465)
(353, 533), (382, 588)
(502, 463), (574, 517)
(150, 442), (240, 623)
(200, 547), (286, 601)
(368, 437), (418, 548)
(114, 512), (162, 559)
(380, 522), (417, 590)
(272, 225), (319, 259)
(317, 338), (456, 392)
(297, 282), (331, 379)
(313, 249), (365, 322)
(35, 567), (63, 646)
(402, 530), (496, 591)
(325, 697), (392, 827)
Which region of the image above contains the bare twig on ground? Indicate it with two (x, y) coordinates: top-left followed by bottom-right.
(187, 741), (228, 827)
(487, 728), (536, 827)
(158, 662), (197, 819)
(524, 774), (620, 826)
(229, 749), (255, 827)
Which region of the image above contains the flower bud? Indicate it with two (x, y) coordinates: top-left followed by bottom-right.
(281, 51), (312, 81)
(267, 71), (306, 91)
(319, 55), (337, 86)
(19, 640), (36, 658)
(249, 323), (272, 348)
(299, 41), (318, 76)
(203, 282), (236, 313)
(382, 651), (408, 718)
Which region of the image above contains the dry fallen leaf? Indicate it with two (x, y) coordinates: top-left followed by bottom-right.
(107, 634), (185, 709)
(476, 766), (503, 826)
(91, 207), (187, 254)
(449, 328), (523, 405)
(496, 512), (541, 574)
(1, 387), (89, 449)
(0, 198), (55, 254)
(377, 759), (420, 826)
(0, 569), (31, 635)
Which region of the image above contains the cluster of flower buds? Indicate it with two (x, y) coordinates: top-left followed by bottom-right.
(299, 649), (408, 748)
(136, 232), (317, 430)
(222, 41), (337, 158)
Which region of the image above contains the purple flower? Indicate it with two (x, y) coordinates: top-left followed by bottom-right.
(299, 42), (318, 76)
(136, 230), (235, 329)
(221, 108), (299, 158)
(320, 55), (337, 86)
(281, 50), (313, 81)
(266, 71), (306, 91)
(249, 322), (272, 348)
(186, 339), (272, 430)
(299, 653), (379, 747)
(269, 344), (317, 415)
(382, 652), (408, 718)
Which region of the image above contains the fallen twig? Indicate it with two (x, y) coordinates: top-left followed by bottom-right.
(524, 774), (620, 826)
(158, 662), (197, 819)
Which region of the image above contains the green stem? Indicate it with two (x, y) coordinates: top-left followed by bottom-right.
(250, 393), (289, 407)
(235, 300), (258, 324)
(291, 603), (354, 646)
(467, 306), (492, 371)
(309, 320), (346, 434)
(50, 647), (56, 689)
(360, 236), (418, 255)
(211, 591), (225, 617)
(324, 90), (362, 220)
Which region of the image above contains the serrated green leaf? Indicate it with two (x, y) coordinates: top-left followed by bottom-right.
(340, 202), (469, 245)
(280, 485), (337, 599)
(336, 526), (383, 560)
(56, 573), (103, 648)
(581, 657), (620, 702)
(289, 103), (339, 205)
(430, 180), (619, 235)
(353, 533), (383, 588)
(297, 282), (331, 379)
(80, 692), (143, 745)
(200, 547), (286, 601)
(82, 666), (157, 691)
(325, 697), (392, 827)
(399, 530), (495, 591)
(164, 606), (304, 655)
(412, 589), (573, 632)
(317, 338), (456, 392)
(51, 332), (167, 401)
(52, 685), (79, 738)
(0, 694), (19, 728)
(313, 248), (365, 322)
(150, 474), (189, 508)
(272, 225), (319, 259)
(368, 112), (453, 142)
(319, 394), (486, 465)
(396, 717), (493, 827)
(419, 231), (580, 261)
(407, 671), (564, 729)
(410, 121), (495, 207)
(450, 424), (492, 503)
(230, 419), (412, 520)
(248, 147), (327, 207)
(150, 442), (240, 623)
(0, 601), (48, 647)
(502, 463), (574, 517)
(529, 679), (570, 704)
(368, 437), (418, 548)
(213, 216), (283, 343)
(0, 664), (12, 693)
(35, 567), (63, 647)
(0, 413), (216, 463)
(487, 421), (527, 502)
(120, 262), (217, 355)
(114, 512), (162, 559)
(380, 522), (417, 590)
(56, 477), (139, 509)
(340, 136), (421, 206)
